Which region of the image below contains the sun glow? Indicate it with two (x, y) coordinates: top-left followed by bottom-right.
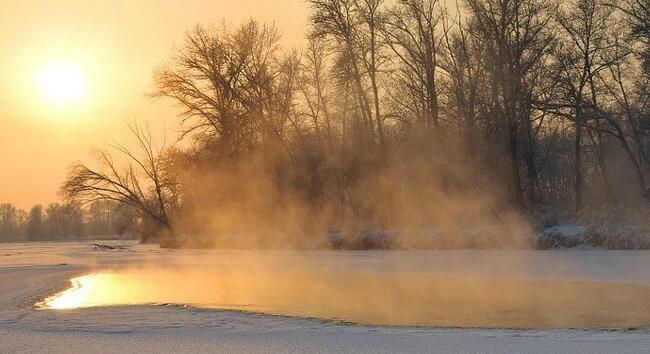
(39, 275), (96, 310)
(36, 60), (87, 106)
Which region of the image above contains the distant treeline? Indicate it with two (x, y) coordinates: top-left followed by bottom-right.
(0, 201), (136, 242)
(59, 0), (650, 248)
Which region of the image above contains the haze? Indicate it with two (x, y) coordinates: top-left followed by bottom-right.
(0, 0), (308, 209)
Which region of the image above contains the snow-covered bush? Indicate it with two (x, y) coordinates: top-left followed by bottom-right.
(537, 210), (650, 250)
(538, 225), (587, 249)
(579, 211), (650, 250)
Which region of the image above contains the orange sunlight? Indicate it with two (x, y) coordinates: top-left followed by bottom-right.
(37, 59), (87, 107)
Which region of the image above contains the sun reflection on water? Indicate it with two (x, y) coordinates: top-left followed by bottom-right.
(38, 272), (183, 310)
(36, 270), (650, 329)
(45, 275), (91, 309)
(39, 274), (117, 309)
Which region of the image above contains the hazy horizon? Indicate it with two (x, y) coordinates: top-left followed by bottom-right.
(0, 0), (309, 209)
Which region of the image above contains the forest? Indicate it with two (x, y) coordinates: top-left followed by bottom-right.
(6, 0), (650, 249)
(0, 201), (134, 242)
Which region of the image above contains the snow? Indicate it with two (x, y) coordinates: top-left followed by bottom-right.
(1, 241), (650, 353)
(539, 225), (588, 249)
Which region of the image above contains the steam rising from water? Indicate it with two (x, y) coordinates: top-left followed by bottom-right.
(171, 135), (535, 249)
(39, 268), (650, 329)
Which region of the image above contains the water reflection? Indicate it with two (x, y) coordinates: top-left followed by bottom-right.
(42, 275), (94, 310)
(38, 270), (650, 329)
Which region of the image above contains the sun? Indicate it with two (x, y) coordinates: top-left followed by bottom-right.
(37, 60), (87, 106)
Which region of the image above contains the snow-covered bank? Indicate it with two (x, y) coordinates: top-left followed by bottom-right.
(2, 242), (650, 353)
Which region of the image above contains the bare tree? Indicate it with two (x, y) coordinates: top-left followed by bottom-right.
(548, 0), (619, 212)
(308, 0), (383, 150)
(464, 0), (556, 208)
(383, 0), (444, 129)
(154, 20), (288, 157)
(440, 4), (488, 162)
(608, 0), (650, 73)
(596, 35), (650, 195)
(27, 205), (44, 241)
(356, 0), (387, 148)
(44, 203), (84, 240)
(298, 36), (336, 150)
(61, 124), (178, 241)
(0, 203), (24, 241)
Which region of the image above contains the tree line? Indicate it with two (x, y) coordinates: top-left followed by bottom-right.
(0, 201), (135, 242)
(61, 0), (650, 248)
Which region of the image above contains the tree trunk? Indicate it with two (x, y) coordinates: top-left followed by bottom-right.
(574, 103), (583, 215)
(589, 130), (616, 205)
(508, 123), (523, 208)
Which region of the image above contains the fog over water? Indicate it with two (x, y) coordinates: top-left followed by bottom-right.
(38, 251), (650, 329)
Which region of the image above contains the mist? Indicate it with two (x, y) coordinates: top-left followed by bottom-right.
(39, 251), (650, 329)
(49, 0), (650, 251)
(167, 134), (534, 249)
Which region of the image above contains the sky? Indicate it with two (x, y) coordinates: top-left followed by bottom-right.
(0, 0), (310, 210)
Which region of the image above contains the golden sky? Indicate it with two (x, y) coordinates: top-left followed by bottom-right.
(0, 0), (309, 209)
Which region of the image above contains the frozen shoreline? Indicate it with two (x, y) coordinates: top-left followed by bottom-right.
(2, 241), (650, 353)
